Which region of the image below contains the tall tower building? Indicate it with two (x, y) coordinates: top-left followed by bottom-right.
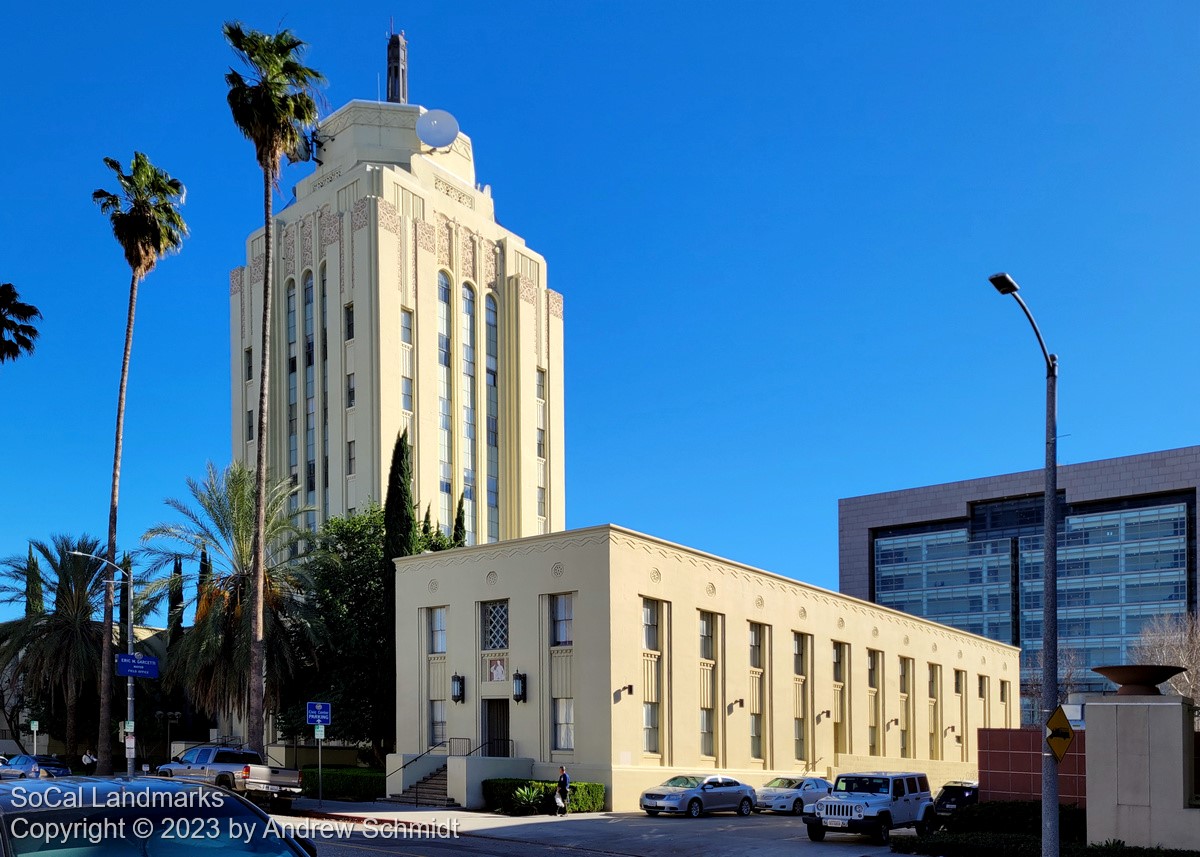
(229, 68), (565, 543)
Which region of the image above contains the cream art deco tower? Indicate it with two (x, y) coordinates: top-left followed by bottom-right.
(229, 35), (565, 543)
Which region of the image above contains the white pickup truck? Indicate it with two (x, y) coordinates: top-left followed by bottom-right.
(157, 746), (303, 811)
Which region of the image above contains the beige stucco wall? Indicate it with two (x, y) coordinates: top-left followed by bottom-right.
(1085, 695), (1200, 847)
(394, 525), (1020, 810)
(231, 100), (564, 539)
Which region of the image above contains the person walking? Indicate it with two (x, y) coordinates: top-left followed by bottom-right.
(556, 766), (571, 816)
(81, 750), (96, 776)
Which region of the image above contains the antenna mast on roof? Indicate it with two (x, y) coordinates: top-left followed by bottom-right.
(386, 24), (408, 104)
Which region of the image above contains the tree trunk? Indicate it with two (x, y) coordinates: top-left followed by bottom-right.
(66, 682), (79, 760)
(248, 167), (273, 756)
(97, 270), (139, 775)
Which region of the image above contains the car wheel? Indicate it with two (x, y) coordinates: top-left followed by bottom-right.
(915, 811), (933, 837)
(644, 810), (659, 817)
(737, 798), (752, 817)
(874, 820), (891, 845)
(17, 774), (25, 779)
(216, 775), (233, 789)
(792, 799), (804, 815)
(687, 799), (702, 818)
(807, 823), (825, 841)
(160, 769), (173, 778)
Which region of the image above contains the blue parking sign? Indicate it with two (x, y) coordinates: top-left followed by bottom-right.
(306, 702), (332, 725)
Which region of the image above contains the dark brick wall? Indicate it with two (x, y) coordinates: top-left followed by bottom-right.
(977, 728), (1086, 806)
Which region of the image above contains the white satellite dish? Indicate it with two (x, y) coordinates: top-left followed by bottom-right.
(416, 109), (460, 149)
(286, 132), (311, 164)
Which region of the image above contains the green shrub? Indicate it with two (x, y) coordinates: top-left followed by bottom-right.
(299, 766), (384, 801)
(481, 778), (606, 814)
(511, 785), (545, 815)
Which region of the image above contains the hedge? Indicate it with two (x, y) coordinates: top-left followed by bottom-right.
(482, 778), (606, 814)
(299, 766), (385, 801)
(941, 800), (1087, 843)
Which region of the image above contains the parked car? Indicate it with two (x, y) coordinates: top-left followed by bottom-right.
(808, 771), (934, 843)
(640, 774), (757, 818)
(933, 780), (979, 828)
(0, 754), (70, 779)
(754, 775), (832, 816)
(157, 745), (303, 811)
(0, 776), (317, 857)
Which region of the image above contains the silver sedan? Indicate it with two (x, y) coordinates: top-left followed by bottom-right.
(755, 775), (832, 816)
(640, 775), (757, 818)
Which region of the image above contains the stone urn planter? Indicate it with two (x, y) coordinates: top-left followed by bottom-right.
(1091, 664), (1186, 695)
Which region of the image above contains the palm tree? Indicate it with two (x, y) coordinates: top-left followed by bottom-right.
(0, 283), (42, 364)
(0, 535), (110, 757)
(141, 462), (320, 725)
(223, 21), (323, 755)
(92, 152), (188, 774)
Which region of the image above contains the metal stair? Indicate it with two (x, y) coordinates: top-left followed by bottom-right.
(382, 765), (459, 807)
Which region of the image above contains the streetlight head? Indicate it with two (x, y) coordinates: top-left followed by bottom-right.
(989, 272), (1020, 295)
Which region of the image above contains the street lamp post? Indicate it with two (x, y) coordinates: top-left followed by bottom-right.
(69, 551), (135, 777)
(988, 273), (1059, 857)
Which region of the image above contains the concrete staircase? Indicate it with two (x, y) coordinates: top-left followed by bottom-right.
(383, 765), (460, 807)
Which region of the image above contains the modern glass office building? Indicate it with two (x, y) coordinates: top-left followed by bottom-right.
(840, 447), (1199, 723)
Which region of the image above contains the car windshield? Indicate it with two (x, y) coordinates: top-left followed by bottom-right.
(763, 778), (800, 789)
(4, 799), (298, 857)
(661, 776), (701, 789)
(835, 776), (890, 794)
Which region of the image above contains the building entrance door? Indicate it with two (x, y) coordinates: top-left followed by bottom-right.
(482, 699), (510, 756)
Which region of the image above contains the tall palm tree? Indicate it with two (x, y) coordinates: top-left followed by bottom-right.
(0, 283), (42, 365)
(92, 152), (188, 774)
(0, 535), (109, 757)
(223, 21), (323, 755)
(141, 462), (320, 724)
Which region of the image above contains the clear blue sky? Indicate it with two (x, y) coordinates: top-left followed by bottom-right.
(3, 2), (1198, 614)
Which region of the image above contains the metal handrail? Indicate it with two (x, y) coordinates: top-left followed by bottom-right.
(465, 738), (514, 758)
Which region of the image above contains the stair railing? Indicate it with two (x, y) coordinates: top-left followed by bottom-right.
(387, 737), (472, 807)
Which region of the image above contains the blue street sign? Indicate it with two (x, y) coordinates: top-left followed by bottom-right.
(306, 702), (332, 725)
(116, 654), (159, 679)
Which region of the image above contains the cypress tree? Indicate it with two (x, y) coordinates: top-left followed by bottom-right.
(421, 506), (433, 542)
(452, 494), (466, 547)
(24, 545), (43, 617)
(379, 428), (418, 754)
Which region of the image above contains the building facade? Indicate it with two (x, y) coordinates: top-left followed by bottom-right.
(839, 446), (1200, 722)
(229, 97), (565, 540)
(391, 525), (1019, 810)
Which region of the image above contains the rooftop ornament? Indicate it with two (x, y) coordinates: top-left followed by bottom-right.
(1092, 664), (1187, 696)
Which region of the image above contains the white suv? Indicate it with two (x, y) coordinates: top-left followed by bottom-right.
(808, 771), (934, 843)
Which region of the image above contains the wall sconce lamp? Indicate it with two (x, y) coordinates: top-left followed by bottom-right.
(450, 673), (465, 704)
(622, 684), (634, 695)
(513, 671), (527, 703)
(944, 725), (956, 734)
(819, 709), (832, 719)
(735, 698), (745, 708)
(887, 717), (900, 727)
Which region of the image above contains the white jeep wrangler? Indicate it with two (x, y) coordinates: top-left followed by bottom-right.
(808, 771), (935, 843)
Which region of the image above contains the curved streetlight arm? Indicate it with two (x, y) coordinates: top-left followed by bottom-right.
(1009, 292), (1058, 379)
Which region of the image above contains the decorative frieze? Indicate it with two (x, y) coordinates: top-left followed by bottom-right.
(461, 230), (476, 281)
(319, 204), (340, 248)
(416, 221), (435, 254)
(437, 216), (452, 267)
(351, 198), (369, 232)
(249, 254), (265, 287)
(518, 274), (536, 304)
(434, 176), (475, 210)
(229, 267), (244, 296)
(548, 289), (564, 319)
(301, 216), (313, 269)
(312, 167), (343, 190)
(483, 241), (497, 288)
(379, 198), (401, 236)
(281, 225), (295, 264)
